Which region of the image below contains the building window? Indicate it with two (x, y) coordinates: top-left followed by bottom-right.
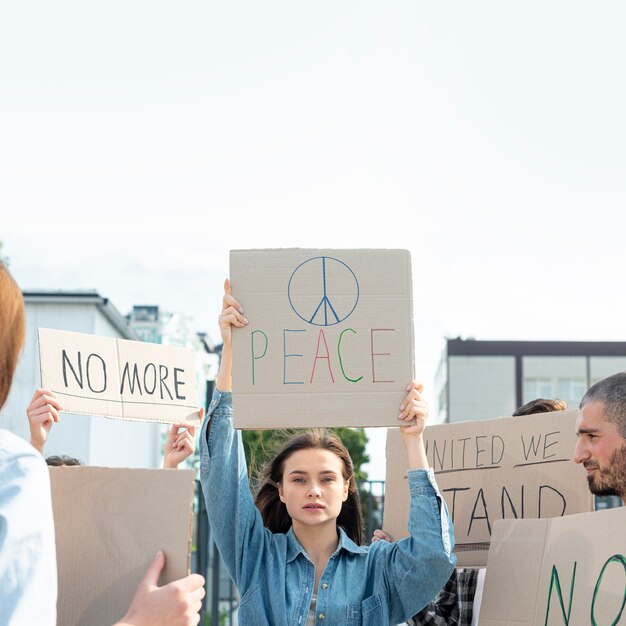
(523, 378), (553, 402)
(557, 378), (587, 407)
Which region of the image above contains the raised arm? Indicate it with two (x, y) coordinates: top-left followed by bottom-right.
(397, 381), (429, 468)
(215, 278), (246, 393)
(368, 382), (456, 623)
(199, 279), (273, 594)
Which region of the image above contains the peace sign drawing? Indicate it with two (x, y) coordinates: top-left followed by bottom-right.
(287, 256), (360, 327)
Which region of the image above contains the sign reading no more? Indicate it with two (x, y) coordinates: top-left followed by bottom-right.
(38, 328), (201, 423)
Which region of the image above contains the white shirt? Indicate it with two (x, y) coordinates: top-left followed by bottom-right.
(0, 430), (57, 626)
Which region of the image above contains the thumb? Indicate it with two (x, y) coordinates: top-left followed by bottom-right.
(141, 550), (165, 587)
(224, 278), (231, 295)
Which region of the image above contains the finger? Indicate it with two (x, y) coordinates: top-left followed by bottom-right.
(220, 306), (247, 326)
(173, 423), (197, 436)
(31, 388), (55, 403)
(177, 441), (194, 455)
(372, 529), (391, 541)
(180, 430), (195, 445)
(223, 293), (244, 314)
(189, 601), (203, 618)
(31, 405), (60, 424)
(175, 433), (192, 449)
(399, 399), (428, 420)
(177, 573), (205, 592)
(408, 400), (428, 420)
(30, 394), (64, 412)
(33, 414), (55, 428)
(188, 585), (206, 603)
(219, 313), (247, 330)
(224, 278), (231, 295)
(406, 381), (424, 393)
(141, 551), (165, 587)
(399, 387), (422, 411)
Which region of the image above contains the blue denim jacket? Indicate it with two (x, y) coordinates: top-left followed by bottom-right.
(200, 389), (456, 626)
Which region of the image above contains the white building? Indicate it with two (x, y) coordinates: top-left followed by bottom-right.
(436, 338), (626, 424)
(2, 291), (163, 468)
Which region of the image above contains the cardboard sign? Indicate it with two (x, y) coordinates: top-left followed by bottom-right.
(480, 507), (626, 625)
(50, 466), (195, 626)
(39, 328), (200, 423)
(383, 410), (594, 567)
(230, 249), (414, 428)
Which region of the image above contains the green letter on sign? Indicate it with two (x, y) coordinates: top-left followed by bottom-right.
(544, 562), (576, 625)
(591, 554), (626, 626)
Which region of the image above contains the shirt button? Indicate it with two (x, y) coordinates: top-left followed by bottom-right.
(319, 613), (326, 620)
(321, 583), (328, 589)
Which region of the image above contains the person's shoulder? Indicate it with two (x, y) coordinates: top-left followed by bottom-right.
(0, 428), (40, 457)
(0, 429), (48, 481)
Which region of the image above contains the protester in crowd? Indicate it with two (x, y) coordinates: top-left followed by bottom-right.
(574, 372), (626, 503)
(373, 397), (568, 626)
(0, 261), (205, 626)
(26, 387), (196, 468)
(199, 279), (455, 625)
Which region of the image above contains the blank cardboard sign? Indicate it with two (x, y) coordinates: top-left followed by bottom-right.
(39, 328), (201, 424)
(480, 507), (626, 625)
(230, 248), (414, 429)
(383, 410), (594, 567)
(50, 466), (195, 626)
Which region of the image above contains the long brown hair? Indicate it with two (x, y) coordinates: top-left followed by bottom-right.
(0, 263), (25, 408)
(254, 429), (364, 545)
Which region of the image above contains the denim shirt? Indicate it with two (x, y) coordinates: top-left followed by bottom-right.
(200, 389), (456, 626)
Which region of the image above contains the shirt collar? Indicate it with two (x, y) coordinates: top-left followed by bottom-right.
(285, 526), (367, 563)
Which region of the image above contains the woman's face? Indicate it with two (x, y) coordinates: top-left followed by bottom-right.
(278, 448), (349, 531)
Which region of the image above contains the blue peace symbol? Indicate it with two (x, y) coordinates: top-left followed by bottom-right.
(287, 256), (359, 327)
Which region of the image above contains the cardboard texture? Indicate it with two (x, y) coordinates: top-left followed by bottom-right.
(383, 410), (594, 567)
(480, 507), (626, 625)
(50, 466), (195, 626)
(39, 328), (200, 423)
(230, 249), (414, 428)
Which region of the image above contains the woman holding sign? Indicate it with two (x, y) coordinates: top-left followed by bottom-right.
(0, 262), (205, 626)
(200, 280), (455, 625)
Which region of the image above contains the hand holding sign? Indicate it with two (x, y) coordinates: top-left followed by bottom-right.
(398, 381), (427, 436)
(163, 421), (200, 470)
(397, 381), (431, 470)
(26, 388), (63, 454)
(115, 550), (205, 626)
(218, 278), (248, 349)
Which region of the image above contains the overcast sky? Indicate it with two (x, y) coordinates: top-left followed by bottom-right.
(2, 1), (625, 479)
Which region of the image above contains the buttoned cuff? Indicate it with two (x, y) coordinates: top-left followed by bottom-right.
(406, 468), (441, 497)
